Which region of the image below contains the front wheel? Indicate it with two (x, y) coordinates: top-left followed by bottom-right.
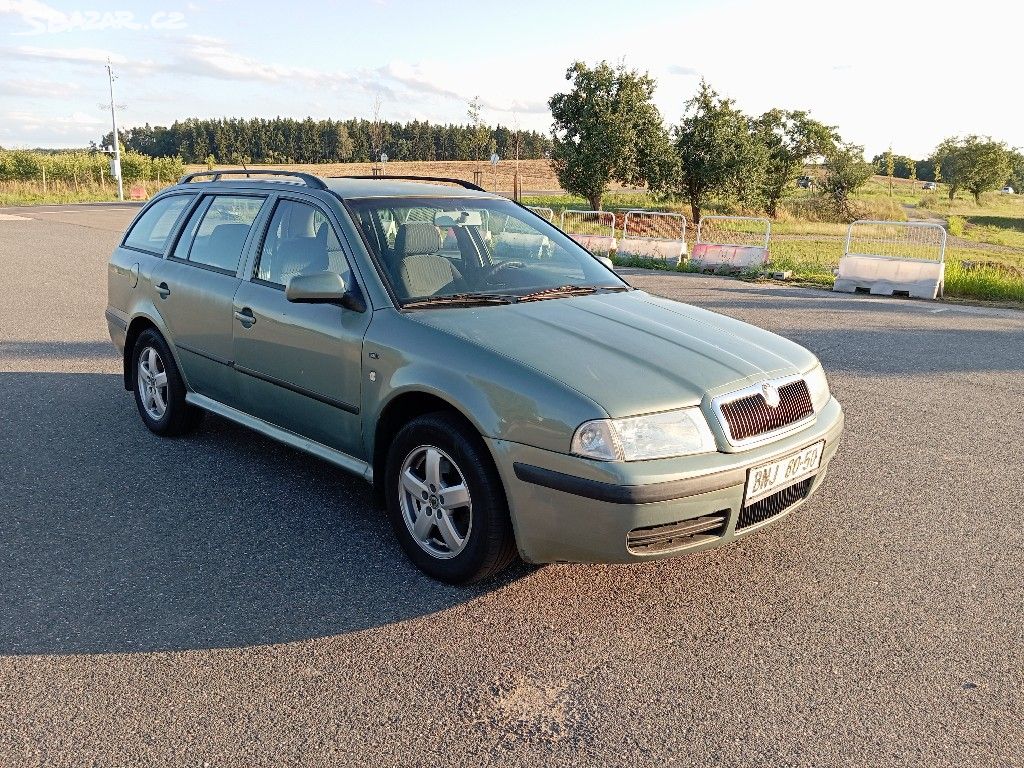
(385, 412), (516, 583)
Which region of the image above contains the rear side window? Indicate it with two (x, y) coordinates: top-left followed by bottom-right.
(175, 195), (265, 274)
(123, 195), (194, 253)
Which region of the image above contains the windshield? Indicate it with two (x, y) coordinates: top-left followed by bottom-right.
(346, 196), (626, 306)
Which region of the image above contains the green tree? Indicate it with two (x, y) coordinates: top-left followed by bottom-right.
(819, 143), (873, 220)
(933, 135), (1011, 203)
(1008, 149), (1024, 194)
(548, 60), (672, 211)
(467, 96), (494, 162)
(669, 80), (753, 223)
(753, 109), (838, 217)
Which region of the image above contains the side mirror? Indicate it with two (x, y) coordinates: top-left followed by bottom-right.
(285, 271), (365, 312)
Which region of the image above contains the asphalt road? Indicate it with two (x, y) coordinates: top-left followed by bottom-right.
(1, 203), (1022, 767)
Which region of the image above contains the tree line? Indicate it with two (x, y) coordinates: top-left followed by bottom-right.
(548, 61), (1023, 219)
(872, 140), (1024, 203)
(95, 116), (552, 165)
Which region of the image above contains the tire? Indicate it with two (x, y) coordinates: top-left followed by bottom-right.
(385, 411), (517, 584)
(131, 328), (204, 436)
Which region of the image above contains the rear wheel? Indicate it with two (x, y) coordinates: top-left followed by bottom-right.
(131, 328), (203, 436)
(385, 412), (516, 583)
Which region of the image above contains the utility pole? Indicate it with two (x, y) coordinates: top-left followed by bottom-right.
(106, 59), (123, 201)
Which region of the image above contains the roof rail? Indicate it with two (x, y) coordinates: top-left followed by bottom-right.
(178, 169), (328, 189)
(333, 175), (485, 192)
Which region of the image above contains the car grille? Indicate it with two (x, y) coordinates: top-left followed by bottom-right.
(737, 478), (813, 530)
(719, 379), (814, 442)
(627, 511), (728, 555)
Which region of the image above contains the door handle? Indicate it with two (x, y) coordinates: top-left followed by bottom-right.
(234, 308), (256, 327)
(156, 281), (170, 299)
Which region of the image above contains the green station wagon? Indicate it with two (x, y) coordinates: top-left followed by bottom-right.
(106, 170), (844, 583)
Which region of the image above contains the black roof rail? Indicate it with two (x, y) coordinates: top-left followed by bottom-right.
(333, 175), (485, 192)
(178, 169), (328, 190)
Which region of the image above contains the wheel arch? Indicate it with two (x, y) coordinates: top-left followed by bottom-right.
(371, 389), (487, 501)
(122, 312), (182, 391)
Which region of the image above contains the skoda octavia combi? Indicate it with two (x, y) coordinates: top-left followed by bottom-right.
(107, 171), (844, 583)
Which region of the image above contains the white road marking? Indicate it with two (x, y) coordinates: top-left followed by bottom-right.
(0, 214), (30, 221)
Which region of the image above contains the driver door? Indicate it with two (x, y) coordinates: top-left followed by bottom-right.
(231, 196), (370, 458)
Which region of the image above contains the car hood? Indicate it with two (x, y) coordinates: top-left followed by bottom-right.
(407, 290), (818, 418)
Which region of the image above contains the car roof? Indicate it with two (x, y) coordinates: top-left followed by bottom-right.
(171, 172), (496, 201)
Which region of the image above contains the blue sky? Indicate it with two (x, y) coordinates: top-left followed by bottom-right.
(1, 0), (1022, 158)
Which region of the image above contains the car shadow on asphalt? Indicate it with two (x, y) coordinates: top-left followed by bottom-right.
(0, 372), (529, 656)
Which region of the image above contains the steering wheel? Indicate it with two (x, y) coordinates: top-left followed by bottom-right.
(483, 260), (526, 281)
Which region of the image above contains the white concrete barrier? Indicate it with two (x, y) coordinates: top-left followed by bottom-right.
(833, 220), (946, 299)
(693, 216), (770, 271)
(617, 211), (687, 265)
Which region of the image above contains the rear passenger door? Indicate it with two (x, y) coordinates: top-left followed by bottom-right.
(231, 195), (370, 458)
(152, 194), (268, 405)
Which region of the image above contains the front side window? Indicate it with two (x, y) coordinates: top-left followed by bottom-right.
(255, 199), (351, 287)
(348, 197), (624, 306)
(176, 195), (265, 274)
(123, 194), (195, 253)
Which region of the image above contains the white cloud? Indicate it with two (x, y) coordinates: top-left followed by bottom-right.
(0, 45), (129, 65)
(667, 65), (699, 77)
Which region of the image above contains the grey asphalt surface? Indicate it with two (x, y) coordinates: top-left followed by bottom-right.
(1, 203), (1022, 767)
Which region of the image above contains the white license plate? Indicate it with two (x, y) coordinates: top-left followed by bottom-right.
(744, 442), (824, 506)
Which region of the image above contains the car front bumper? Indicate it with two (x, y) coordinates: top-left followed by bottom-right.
(487, 397), (844, 564)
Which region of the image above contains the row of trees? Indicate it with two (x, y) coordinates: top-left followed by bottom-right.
(549, 62), (868, 220)
(550, 61), (1023, 219)
(95, 115), (551, 166)
(873, 139), (1024, 203)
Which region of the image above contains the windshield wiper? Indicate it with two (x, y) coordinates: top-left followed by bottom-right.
(515, 284), (628, 303)
(402, 292), (517, 309)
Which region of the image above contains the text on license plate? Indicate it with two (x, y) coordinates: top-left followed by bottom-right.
(744, 441), (824, 506)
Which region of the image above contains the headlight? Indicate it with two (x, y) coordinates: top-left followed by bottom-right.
(571, 407), (717, 461)
(804, 363), (831, 412)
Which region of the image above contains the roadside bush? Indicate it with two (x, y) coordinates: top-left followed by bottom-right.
(947, 215), (966, 237)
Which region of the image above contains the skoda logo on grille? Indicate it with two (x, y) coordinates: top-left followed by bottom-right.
(761, 382), (781, 408)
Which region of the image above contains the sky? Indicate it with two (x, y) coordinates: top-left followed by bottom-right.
(1, 0), (1022, 159)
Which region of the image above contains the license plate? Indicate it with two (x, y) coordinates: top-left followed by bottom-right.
(744, 442), (824, 506)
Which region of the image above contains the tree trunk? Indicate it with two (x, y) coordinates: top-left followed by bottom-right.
(767, 196), (778, 218)
(588, 193), (602, 212)
(690, 200), (701, 227)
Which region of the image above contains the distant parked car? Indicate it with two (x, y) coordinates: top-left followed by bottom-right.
(796, 175), (812, 189)
(922, 181), (937, 191)
(1001, 185), (1015, 195)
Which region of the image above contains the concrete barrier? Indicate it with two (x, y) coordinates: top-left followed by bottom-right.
(833, 220), (946, 299)
(617, 210), (687, 265)
(693, 216), (770, 271)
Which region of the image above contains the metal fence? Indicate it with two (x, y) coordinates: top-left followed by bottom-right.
(526, 206), (555, 222)
(617, 210), (688, 263)
(696, 215), (771, 248)
(844, 220), (947, 263)
(692, 215), (771, 270)
(622, 210), (686, 241)
(560, 209), (616, 237)
(560, 209), (617, 257)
